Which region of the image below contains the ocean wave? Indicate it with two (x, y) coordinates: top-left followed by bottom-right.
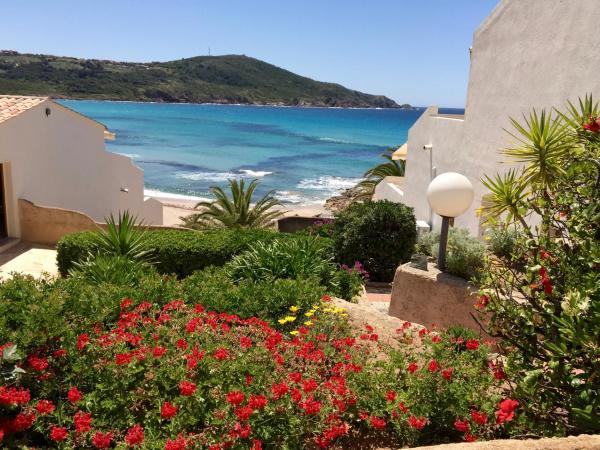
(175, 169), (272, 182)
(115, 152), (141, 159)
(297, 176), (362, 194)
(275, 191), (326, 205)
(144, 189), (210, 202)
(318, 137), (355, 144)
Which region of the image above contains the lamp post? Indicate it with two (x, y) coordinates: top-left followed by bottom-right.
(426, 172), (474, 271)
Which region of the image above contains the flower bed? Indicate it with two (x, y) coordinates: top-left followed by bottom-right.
(1, 296), (518, 448)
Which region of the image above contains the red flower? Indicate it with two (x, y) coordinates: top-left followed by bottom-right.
(120, 298), (133, 309)
(36, 399), (55, 415)
(428, 359), (439, 372)
(165, 434), (187, 450)
(398, 402), (409, 413)
(240, 336), (253, 349)
(235, 405), (254, 421)
(213, 347), (229, 361)
(77, 333), (90, 351)
(12, 412), (36, 431)
(431, 334), (442, 343)
(50, 426), (69, 442)
(474, 295), (490, 310)
(408, 415), (427, 430)
(179, 380), (196, 396)
(226, 391), (245, 406)
(67, 387), (83, 403)
(322, 294), (331, 302)
(92, 431), (113, 449)
(125, 424), (144, 446)
(53, 348), (68, 358)
(301, 378), (318, 393)
(115, 352), (133, 365)
(465, 433), (478, 442)
(386, 390), (397, 402)
(369, 416), (386, 429)
(161, 402), (178, 420)
(583, 116), (600, 133)
(465, 339), (479, 351)
(245, 373), (253, 386)
(28, 355), (49, 371)
(471, 410), (488, 425)
(152, 346), (167, 358)
(271, 383), (289, 400)
(248, 394), (268, 410)
(0, 386), (30, 405)
(454, 418), (470, 432)
(176, 339), (188, 350)
(74, 411), (92, 433)
(289, 372), (302, 383)
(299, 397), (322, 415)
(407, 362), (418, 374)
(441, 368), (454, 381)
(495, 399), (519, 424)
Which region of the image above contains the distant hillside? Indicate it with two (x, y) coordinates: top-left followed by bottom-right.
(0, 51), (405, 108)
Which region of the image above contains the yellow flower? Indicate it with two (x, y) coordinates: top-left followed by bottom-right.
(304, 311), (314, 317)
(289, 305), (299, 313)
(278, 318), (287, 325)
(284, 316), (296, 322)
(304, 321), (313, 326)
(290, 330), (299, 336)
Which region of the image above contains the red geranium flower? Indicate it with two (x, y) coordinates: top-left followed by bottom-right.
(179, 380), (196, 396)
(50, 426), (69, 442)
(115, 352), (133, 365)
(369, 416), (386, 429)
(67, 387), (83, 404)
(441, 367), (454, 380)
(408, 415), (427, 430)
(471, 410), (488, 425)
(74, 411), (92, 433)
(386, 390), (397, 402)
(428, 359), (439, 372)
(226, 391), (245, 406)
(240, 336), (252, 349)
(161, 402), (178, 420)
(248, 394), (268, 410)
(465, 339), (479, 350)
(12, 412), (36, 431)
(407, 362), (418, 374)
(36, 399), (55, 415)
(28, 355), (49, 371)
(495, 399), (519, 424)
(213, 347), (229, 361)
(454, 418), (470, 432)
(465, 433), (478, 442)
(271, 383), (288, 400)
(76, 333), (90, 351)
(92, 431), (113, 449)
(235, 405), (254, 421)
(165, 434), (187, 450)
(53, 348), (68, 358)
(125, 424), (144, 446)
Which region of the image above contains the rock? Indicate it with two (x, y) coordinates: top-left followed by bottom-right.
(325, 185), (363, 213)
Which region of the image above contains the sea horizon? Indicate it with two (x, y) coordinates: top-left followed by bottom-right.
(61, 100), (463, 205)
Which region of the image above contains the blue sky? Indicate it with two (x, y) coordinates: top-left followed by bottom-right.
(1, 1), (499, 107)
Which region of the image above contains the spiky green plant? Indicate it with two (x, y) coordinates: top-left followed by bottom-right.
(90, 210), (153, 262)
(183, 179), (283, 229)
(355, 147), (405, 200)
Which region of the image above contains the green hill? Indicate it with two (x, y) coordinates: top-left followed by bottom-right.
(0, 51), (403, 108)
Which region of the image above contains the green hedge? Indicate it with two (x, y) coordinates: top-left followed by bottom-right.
(57, 229), (321, 277)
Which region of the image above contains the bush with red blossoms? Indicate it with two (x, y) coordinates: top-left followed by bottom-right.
(0, 297), (518, 448)
(479, 95), (600, 434)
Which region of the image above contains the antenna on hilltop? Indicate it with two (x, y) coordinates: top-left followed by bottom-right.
(208, 47), (211, 56)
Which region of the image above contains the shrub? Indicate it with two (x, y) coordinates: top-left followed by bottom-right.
(478, 96), (600, 433)
(226, 237), (364, 300)
(332, 200), (417, 282)
(69, 255), (155, 285)
(57, 228), (310, 278)
(484, 227), (519, 259)
(435, 229), (486, 280)
(1, 298), (515, 448)
(89, 211), (154, 262)
(181, 268), (326, 326)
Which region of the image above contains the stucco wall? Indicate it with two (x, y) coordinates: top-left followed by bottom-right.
(402, 0), (600, 234)
(372, 176), (405, 202)
(0, 101), (162, 238)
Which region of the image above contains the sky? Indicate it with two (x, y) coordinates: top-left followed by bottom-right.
(0, 1), (500, 108)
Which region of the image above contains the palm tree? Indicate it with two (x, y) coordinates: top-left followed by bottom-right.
(183, 179), (283, 229)
(355, 147), (406, 200)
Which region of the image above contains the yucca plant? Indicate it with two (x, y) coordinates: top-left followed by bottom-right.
(183, 179), (283, 229)
(69, 254), (152, 285)
(90, 210), (153, 262)
(355, 147), (405, 200)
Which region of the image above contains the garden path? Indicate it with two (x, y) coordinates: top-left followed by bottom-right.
(0, 242), (58, 280)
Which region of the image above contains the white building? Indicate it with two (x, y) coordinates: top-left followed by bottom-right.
(0, 95), (162, 241)
(400, 0), (600, 235)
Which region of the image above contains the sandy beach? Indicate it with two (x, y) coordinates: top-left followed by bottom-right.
(149, 195), (333, 227)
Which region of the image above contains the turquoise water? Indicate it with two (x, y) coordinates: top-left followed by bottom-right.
(61, 100), (437, 204)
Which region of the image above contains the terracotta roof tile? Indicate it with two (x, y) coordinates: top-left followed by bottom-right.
(0, 95), (48, 125)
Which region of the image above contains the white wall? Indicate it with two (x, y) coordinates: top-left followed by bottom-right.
(402, 0), (600, 235)
(373, 176), (405, 203)
(0, 100), (162, 237)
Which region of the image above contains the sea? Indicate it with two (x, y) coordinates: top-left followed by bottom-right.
(60, 100), (462, 205)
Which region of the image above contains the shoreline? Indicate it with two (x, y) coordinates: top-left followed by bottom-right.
(149, 194), (333, 228)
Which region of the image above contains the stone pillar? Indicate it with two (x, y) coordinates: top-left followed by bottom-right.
(388, 262), (483, 332)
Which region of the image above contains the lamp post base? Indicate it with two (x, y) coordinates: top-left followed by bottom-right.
(437, 216), (450, 271)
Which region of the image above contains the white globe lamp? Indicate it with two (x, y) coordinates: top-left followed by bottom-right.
(426, 172), (474, 271)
